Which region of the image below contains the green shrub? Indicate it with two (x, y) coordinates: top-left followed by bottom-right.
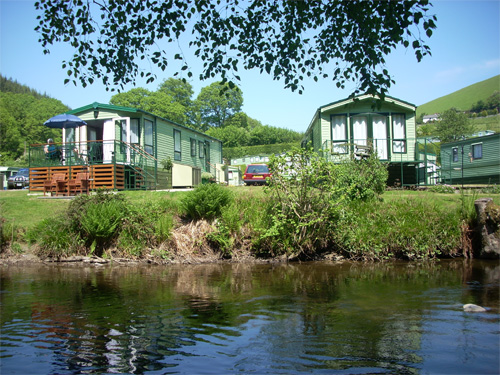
(181, 183), (234, 221)
(28, 217), (83, 258)
(481, 184), (500, 194)
(429, 184), (455, 194)
(334, 154), (388, 201)
(116, 201), (175, 256)
(79, 200), (126, 254)
(258, 148), (388, 258)
(259, 148), (343, 257)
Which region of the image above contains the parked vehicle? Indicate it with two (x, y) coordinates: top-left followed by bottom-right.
(243, 164), (271, 185)
(7, 168), (29, 189)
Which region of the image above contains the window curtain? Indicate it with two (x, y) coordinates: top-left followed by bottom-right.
(144, 120), (153, 155)
(392, 114), (406, 153)
(372, 115), (387, 159)
(174, 129), (181, 161)
(130, 119), (139, 144)
(331, 115), (347, 153)
(352, 116), (367, 146)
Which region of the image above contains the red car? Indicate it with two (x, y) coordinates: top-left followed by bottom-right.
(243, 164), (271, 185)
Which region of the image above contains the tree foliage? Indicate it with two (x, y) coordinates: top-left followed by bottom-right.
(34, 0), (436, 96)
(110, 85), (190, 125)
(435, 108), (475, 143)
(470, 91), (500, 114)
(0, 76), (68, 164)
(194, 82), (243, 130)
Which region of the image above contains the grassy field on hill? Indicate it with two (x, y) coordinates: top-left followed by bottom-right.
(471, 114), (500, 133)
(417, 75), (500, 117)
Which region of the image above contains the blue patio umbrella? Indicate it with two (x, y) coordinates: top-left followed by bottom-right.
(44, 114), (87, 129)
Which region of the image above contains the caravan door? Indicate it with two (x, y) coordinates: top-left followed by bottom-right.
(102, 120), (115, 163)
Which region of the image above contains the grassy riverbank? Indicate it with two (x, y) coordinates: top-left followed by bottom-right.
(2, 151), (499, 263)
(1, 186), (499, 263)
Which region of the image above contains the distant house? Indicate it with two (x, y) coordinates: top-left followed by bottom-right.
(303, 94), (436, 186)
(29, 102), (224, 191)
(231, 155), (270, 165)
(422, 114), (440, 123)
(471, 130), (495, 138)
(440, 133), (500, 185)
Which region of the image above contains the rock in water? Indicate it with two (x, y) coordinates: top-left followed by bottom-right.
(463, 304), (487, 312)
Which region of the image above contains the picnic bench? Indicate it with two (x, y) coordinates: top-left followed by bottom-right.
(43, 173), (66, 196)
(68, 172), (90, 195)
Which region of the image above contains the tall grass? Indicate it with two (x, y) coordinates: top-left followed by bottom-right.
(334, 198), (462, 260)
(1, 187), (499, 261)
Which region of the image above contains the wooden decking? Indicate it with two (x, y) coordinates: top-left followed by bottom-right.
(29, 164), (126, 192)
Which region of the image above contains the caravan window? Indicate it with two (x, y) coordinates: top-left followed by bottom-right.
(174, 129), (181, 161)
(144, 119), (154, 155)
(130, 119), (140, 144)
(452, 147), (459, 162)
(199, 141), (205, 158)
(190, 138), (196, 157)
(472, 143), (482, 160)
(331, 115), (347, 153)
(392, 114), (406, 153)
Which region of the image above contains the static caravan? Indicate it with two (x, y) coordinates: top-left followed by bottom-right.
(29, 102), (223, 192)
(441, 133), (500, 185)
(303, 94), (437, 186)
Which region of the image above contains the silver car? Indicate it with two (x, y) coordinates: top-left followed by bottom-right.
(7, 168), (30, 189)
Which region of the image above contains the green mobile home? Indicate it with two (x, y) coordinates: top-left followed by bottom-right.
(441, 133), (500, 185)
(303, 94), (436, 186)
(29, 102), (223, 191)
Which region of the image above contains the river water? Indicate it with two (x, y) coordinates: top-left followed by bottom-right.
(1, 260), (498, 374)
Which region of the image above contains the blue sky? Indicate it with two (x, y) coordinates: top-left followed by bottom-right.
(1, 0), (499, 132)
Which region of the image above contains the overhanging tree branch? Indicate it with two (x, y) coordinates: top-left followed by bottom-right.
(34, 0), (437, 95)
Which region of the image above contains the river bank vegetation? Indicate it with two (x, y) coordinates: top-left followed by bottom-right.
(1, 149), (499, 263)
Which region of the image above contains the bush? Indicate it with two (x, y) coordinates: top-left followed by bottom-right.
(28, 217), (84, 258)
(116, 201), (175, 256)
(79, 200), (127, 254)
(257, 148), (389, 258)
(334, 154), (388, 201)
(257, 149), (335, 257)
(481, 184), (500, 194)
(428, 184), (455, 194)
(181, 183), (234, 221)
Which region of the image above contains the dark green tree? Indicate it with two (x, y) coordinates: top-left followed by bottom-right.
(195, 82), (243, 130)
(485, 91), (500, 111)
(224, 112), (262, 130)
(0, 91), (67, 163)
(110, 84), (190, 125)
(205, 126), (250, 148)
(157, 78), (194, 109)
(435, 109), (475, 143)
(34, 0), (436, 97)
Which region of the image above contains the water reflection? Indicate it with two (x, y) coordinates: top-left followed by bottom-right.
(1, 260), (498, 374)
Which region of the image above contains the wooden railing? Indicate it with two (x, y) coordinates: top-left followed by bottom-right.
(29, 140), (157, 192)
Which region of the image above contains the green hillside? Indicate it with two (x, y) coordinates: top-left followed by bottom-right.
(417, 75), (500, 117)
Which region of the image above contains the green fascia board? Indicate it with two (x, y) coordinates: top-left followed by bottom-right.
(66, 102), (222, 143)
(304, 94), (417, 137)
(318, 94), (416, 112)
